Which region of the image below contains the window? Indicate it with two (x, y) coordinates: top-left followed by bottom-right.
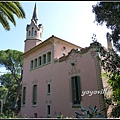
(38, 56), (42, 66)
(34, 58), (37, 68)
(33, 85), (37, 105)
(47, 105), (50, 117)
(63, 46), (66, 50)
(29, 31), (30, 36)
(71, 76), (81, 105)
(31, 60), (34, 69)
(32, 27), (34, 36)
(43, 54), (46, 64)
(34, 113), (37, 118)
(47, 84), (50, 94)
(35, 30), (37, 36)
(47, 52), (51, 63)
(22, 87), (26, 105)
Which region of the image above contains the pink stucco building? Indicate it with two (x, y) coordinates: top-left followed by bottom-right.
(19, 3), (106, 118)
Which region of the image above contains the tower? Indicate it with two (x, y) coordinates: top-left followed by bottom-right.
(24, 3), (43, 53)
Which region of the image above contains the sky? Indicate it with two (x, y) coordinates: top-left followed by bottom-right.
(0, 1), (111, 74)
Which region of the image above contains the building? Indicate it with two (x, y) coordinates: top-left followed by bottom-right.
(19, 3), (106, 118)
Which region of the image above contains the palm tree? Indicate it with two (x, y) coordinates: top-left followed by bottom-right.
(0, 1), (26, 31)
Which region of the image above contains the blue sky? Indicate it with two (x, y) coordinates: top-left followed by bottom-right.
(0, 1), (111, 73)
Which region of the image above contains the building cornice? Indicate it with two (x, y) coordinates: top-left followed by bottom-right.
(22, 35), (82, 57)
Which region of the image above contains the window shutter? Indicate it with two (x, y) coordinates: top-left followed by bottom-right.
(73, 77), (76, 101)
(71, 77), (75, 102)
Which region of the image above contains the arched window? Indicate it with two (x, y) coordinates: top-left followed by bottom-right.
(47, 51), (51, 63)
(38, 56), (42, 66)
(30, 60), (34, 69)
(35, 31), (37, 36)
(43, 54), (46, 64)
(34, 58), (37, 68)
(32, 27), (34, 36)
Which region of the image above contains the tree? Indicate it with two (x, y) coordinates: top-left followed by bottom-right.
(0, 85), (8, 100)
(0, 1), (26, 31)
(92, 2), (120, 117)
(92, 2), (120, 52)
(0, 49), (23, 114)
(91, 35), (120, 118)
(0, 73), (19, 115)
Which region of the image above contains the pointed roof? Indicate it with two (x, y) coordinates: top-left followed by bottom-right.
(32, 2), (38, 24)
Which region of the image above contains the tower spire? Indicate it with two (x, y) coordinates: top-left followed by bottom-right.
(32, 2), (38, 24)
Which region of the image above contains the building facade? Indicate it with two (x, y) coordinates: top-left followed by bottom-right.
(19, 3), (106, 118)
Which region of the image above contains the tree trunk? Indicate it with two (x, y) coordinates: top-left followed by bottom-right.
(11, 70), (23, 113)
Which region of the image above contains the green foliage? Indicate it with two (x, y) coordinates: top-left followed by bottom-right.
(105, 98), (112, 105)
(92, 2), (120, 51)
(75, 105), (105, 118)
(91, 34), (120, 117)
(59, 114), (73, 118)
(0, 49), (23, 114)
(0, 112), (18, 118)
(0, 73), (21, 115)
(0, 1), (26, 31)
(92, 2), (120, 117)
(0, 85), (8, 100)
(0, 49), (23, 75)
(111, 105), (120, 118)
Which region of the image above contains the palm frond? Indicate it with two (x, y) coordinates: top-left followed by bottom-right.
(0, 12), (10, 30)
(1, 2), (23, 18)
(0, 2), (16, 26)
(13, 1), (26, 18)
(0, 1), (26, 30)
